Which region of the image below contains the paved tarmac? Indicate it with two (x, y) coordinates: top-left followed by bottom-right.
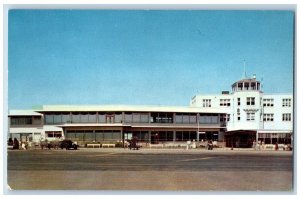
(6, 148), (293, 191)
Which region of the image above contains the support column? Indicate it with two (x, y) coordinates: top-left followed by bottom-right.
(149, 131), (151, 144)
(121, 129), (124, 148)
(256, 131), (259, 150)
(65, 130), (68, 140)
(173, 131), (176, 142)
(93, 130), (96, 142)
(197, 113), (200, 142)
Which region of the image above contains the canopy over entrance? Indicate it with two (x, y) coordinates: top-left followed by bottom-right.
(224, 130), (257, 148)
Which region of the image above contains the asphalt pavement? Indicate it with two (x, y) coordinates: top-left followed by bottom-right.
(6, 148), (293, 191)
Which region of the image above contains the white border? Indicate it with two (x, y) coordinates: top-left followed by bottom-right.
(1, 1), (298, 198)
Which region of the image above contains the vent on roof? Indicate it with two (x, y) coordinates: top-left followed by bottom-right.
(222, 91), (230, 95)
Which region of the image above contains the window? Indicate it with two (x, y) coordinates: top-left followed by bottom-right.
(237, 98), (240, 106)
(263, 98), (274, 107)
(81, 113), (89, 123)
(202, 99), (211, 107)
(282, 113), (291, 121)
(246, 97), (255, 105)
(282, 99), (291, 107)
(150, 112), (173, 123)
(175, 113), (197, 124)
(45, 114), (54, 124)
(220, 99), (231, 107)
(199, 114), (219, 124)
(237, 108), (241, 121)
(246, 113), (255, 121)
(98, 113), (106, 123)
(220, 114), (230, 122)
(132, 113), (141, 123)
(88, 113), (97, 123)
(106, 115), (114, 123)
(71, 112), (81, 123)
(46, 131), (62, 138)
(139, 113), (148, 123)
(11, 116), (33, 125)
(263, 114), (274, 121)
(62, 113), (71, 123)
(115, 113), (123, 123)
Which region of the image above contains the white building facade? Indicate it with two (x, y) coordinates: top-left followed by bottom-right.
(8, 76), (293, 149)
(190, 76), (293, 148)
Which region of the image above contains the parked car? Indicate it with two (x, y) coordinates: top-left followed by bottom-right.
(7, 138), (13, 150)
(59, 140), (78, 150)
(128, 137), (139, 150)
(207, 140), (213, 150)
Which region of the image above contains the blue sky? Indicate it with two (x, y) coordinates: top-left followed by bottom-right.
(8, 10), (294, 109)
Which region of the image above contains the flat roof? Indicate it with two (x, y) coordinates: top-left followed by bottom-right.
(36, 105), (227, 114)
(9, 110), (43, 116)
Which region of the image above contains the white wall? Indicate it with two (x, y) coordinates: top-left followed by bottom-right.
(190, 91), (293, 132)
(262, 94), (293, 131)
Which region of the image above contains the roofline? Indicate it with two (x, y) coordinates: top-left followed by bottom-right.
(8, 110), (43, 116)
(33, 105), (227, 114)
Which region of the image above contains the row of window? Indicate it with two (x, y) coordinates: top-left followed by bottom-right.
(202, 98), (292, 107)
(233, 112), (291, 121)
(66, 130), (121, 142)
(10, 116), (42, 125)
(249, 113), (292, 121)
(263, 98), (292, 107)
(64, 130), (219, 142)
(43, 112), (220, 125)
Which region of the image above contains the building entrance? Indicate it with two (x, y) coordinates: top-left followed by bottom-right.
(225, 131), (256, 148)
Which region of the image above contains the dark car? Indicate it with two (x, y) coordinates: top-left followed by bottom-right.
(207, 140), (213, 150)
(60, 140), (78, 150)
(7, 138), (13, 150)
(128, 137), (139, 150)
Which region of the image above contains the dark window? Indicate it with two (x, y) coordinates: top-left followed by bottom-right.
(246, 97), (255, 105)
(11, 116), (33, 125)
(150, 112), (173, 123)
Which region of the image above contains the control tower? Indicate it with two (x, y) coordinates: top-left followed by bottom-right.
(231, 75), (262, 93)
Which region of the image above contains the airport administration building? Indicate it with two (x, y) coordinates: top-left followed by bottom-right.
(8, 76), (293, 148)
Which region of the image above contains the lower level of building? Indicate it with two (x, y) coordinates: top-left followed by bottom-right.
(9, 126), (292, 148)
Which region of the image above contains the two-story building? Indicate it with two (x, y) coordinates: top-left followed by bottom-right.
(8, 105), (227, 146)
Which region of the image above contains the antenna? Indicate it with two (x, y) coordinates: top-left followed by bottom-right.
(243, 59), (247, 79)
(260, 74), (264, 90)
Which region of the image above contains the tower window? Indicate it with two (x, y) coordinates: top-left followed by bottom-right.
(246, 112), (255, 121)
(246, 97), (255, 105)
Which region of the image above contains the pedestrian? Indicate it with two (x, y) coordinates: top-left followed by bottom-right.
(252, 140), (256, 150)
(21, 142), (26, 150)
(13, 138), (19, 150)
(275, 142), (279, 151)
